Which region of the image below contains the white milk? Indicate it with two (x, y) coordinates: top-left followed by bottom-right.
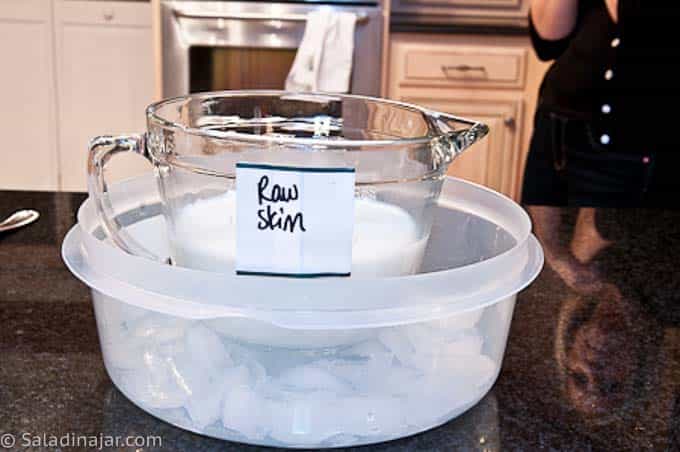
(171, 191), (428, 277)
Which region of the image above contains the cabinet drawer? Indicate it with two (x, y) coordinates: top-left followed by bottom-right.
(404, 48), (527, 88)
(59, 1), (150, 27)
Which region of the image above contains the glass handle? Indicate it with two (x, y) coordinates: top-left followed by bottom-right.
(87, 133), (162, 262)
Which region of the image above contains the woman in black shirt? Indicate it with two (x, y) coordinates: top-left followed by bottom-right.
(523, 0), (680, 290)
(524, 0), (680, 207)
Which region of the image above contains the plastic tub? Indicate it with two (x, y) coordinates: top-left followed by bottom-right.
(62, 175), (543, 448)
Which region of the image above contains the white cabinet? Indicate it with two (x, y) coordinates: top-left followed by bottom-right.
(0, 1), (59, 190)
(54, 1), (154, 191)
(0, 0), (154, 191)
(388, 33), (547, 200)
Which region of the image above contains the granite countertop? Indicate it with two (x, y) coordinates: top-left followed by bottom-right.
(1, 190), (679, 451)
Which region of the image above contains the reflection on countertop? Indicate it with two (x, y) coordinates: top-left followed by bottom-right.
(501, 206), (680, 450)
(0, 190), (679, 450)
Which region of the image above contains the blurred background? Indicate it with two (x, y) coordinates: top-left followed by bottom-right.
(0, 0), (545, 197)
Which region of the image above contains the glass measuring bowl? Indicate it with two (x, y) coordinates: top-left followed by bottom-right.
(87, 91), (488, 276)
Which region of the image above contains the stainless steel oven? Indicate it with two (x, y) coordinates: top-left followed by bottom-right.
(161, 1), (384, 97)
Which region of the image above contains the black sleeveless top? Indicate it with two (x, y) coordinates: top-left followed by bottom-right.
(530, 1), (680, 153)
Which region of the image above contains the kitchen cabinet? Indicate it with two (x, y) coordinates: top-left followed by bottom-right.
(388, 33), (547, 200)
(0, 1), (59, 190)
(54, 1), (154, 191)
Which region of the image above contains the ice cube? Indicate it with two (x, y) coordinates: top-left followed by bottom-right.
(409, 327), (486, 372)
(93, 297), (148, 370)
(320, 356), (420, 396)
(402, 386), (471, 426)
(174, 324), (234, 428)
(403, 324), (439, 353)
(437, 353), (497, 385)
(379, 322), (487, 373)
(103, 313), (190, 374)
(100, 336), (145, 370)
(182, 323), (233, 369)
(340, 395), (406, 437)
(313, 340), (396, 392)
(221, 366), (269, 440)
(225, 342), (267, 385)
(206, 317), (370, 348)
(436, 309), (483, 331)
(108, 316), (196, 410)
(409, 355), (497, 422)
(317, 360), (363, 389)
(184, 358), (239, 429)
(403, 323), (480, 354)
(223, 364), (250, 388)
(442, 332), (484, 356)
(410, 353), (496, 420)
(268, 391), (346, 445)
(117, 351), (191, 409)
(277, 365), (353, 394)
(222, 388), (265, 439)
(185, 389), (223, 429)
(346, 340), (395, 370)
(377, 366), (423, 396)
(130, 315), (189, 343)
(93, 296), (146, 343)
(377, 328), (415, 368)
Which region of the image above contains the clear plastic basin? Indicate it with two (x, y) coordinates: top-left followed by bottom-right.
(62, 175), (542, 448)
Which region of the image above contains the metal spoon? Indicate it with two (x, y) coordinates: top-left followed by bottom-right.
(0, 209), (40, 233)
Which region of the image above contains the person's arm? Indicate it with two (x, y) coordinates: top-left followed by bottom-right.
(531, 0), (580, 40)
(604, 0), (617, 22)
(528, 1), (579, 61)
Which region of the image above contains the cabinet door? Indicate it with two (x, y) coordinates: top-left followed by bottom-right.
(0, 1), (58, 190)
(54, 1), (154, 192)
(402, 96), (522, 197)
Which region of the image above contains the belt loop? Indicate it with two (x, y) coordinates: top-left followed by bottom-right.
(550, 112), (568, 171)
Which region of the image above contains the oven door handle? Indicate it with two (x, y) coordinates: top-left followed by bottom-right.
(174, 9), (370, 23)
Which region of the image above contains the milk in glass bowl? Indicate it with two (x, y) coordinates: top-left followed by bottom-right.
(87, 91), (487, 278)
(171, 190), (428, 277)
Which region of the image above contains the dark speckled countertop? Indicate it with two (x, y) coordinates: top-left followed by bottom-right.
(1, 190), (679, 451)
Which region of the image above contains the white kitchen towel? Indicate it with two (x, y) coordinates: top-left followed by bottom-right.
(317, 11), (356, 92)
(285, 9), (357, 93)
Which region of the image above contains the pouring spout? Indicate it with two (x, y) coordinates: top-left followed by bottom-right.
(430, 111), (489, 160)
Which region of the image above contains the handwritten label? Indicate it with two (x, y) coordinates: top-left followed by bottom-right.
(235, 163), (355, 277)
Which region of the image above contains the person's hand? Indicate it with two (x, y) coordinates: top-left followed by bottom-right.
(605, 0), (618, 22)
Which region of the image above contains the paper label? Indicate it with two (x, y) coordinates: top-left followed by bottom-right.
(235, 163), (355, 277)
